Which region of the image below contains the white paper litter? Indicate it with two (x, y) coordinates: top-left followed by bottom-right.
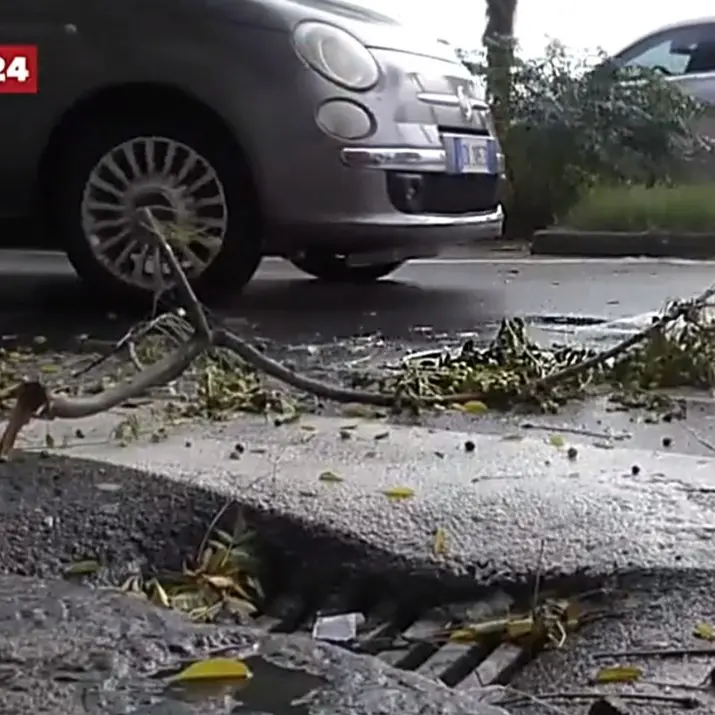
(311, 612), (365, 642)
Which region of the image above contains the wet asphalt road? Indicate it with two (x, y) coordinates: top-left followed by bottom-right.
(4, 246), (715, 461)
(2, 246), (715, 342)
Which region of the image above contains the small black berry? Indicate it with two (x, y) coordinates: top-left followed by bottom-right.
(464, 440), (476, 453)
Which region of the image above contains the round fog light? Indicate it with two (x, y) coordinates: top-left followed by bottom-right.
(316, 99), (374, 141)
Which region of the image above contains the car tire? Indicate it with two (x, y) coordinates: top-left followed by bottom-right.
(49, 111), (262, 307)
(291, 254), (403, 283)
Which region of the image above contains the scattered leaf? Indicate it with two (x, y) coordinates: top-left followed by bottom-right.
(223, 595), (258, 617)
(694, 622), (715, 641)
(374, 431), (389, 440)
(300, 424), (317, 432)
(202, 574), (237, 590)
(449, 628), (479, 643)
(505, 616), (535, 640)
(168, 658), (252, 683)
(549, 434), (565, 448)
(148, 579), (171, 608)
(63, 559), (100, 576)
(433, 527), (447, 555)
(318, 470), (343, 483)
(45, 432), (55, 448)
(501, 433), (523, 441)
(383, 486), (415, 500)
(463, 400), (488, 415)
(594, 665), (642, 684)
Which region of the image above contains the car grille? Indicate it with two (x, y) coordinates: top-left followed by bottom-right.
(386, 172), (501, 215)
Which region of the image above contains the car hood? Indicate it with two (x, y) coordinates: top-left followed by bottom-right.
(269, 0), (463, 63)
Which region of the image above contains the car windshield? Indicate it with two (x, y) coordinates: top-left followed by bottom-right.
(612, 23), (715, 76)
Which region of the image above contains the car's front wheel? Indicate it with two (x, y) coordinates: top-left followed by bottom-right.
(50, 111), (262, 307)
(290, 253), (403, 283)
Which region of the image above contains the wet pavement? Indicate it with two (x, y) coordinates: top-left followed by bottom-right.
(0, 575), (508, 715)
(3, 249), (715, 713)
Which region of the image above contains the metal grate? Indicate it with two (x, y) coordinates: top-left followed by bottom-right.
(253, 582), (542, 691)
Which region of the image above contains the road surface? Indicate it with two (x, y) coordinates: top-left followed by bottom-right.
(1, 247), (714, 342)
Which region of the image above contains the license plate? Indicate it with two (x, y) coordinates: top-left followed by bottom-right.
(444, 134), (497, 174)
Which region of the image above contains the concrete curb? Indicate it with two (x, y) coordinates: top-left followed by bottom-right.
(0, 451), (496, 606)
(531, 229), (715, 258)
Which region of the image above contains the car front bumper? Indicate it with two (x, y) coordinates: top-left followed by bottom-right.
(265, 143), (505, 260)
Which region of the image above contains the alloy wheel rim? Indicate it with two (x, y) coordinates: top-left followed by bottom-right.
(80, 136), (228, 291)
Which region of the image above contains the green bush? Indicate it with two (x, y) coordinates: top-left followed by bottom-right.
(563, 183), (715, 232)
(464, 41), (708, 236)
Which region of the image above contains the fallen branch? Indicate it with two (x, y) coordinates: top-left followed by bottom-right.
(2, 206), (715, 458)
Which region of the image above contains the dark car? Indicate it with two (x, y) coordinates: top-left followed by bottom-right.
(3, 0), (505, 303)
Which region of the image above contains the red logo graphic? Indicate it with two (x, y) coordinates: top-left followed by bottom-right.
(0, 46), (37, 94)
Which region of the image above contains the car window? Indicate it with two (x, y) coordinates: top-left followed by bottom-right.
(615, 23), (715, 76)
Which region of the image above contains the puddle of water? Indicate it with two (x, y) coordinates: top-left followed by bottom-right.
(165, 656), (326, 714)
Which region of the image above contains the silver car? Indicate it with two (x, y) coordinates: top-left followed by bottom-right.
(4, 0), (504, 304)
(613, 17), (715, 104)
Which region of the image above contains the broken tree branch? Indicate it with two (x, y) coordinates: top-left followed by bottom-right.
(2, 208), (715, 459)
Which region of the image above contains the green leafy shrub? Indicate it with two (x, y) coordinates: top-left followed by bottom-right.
(563, 183), (715, 232)
(465, 41), (707, 236)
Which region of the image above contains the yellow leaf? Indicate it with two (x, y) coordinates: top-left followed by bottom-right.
(319, 470), (343, 483)
(383, 486), (415, 500)
(594, 665), (642, 684)
(169, 658), (253, 683)
(449, 628), (479, 643)
(549, 434), (565, 448)
(224, 595), (258, 617)
(149, 579), (171, 608)
(505, 616), (535, 639)
(449, 619), (509, 641)
(694, 622), (715, 641)
(63, 559), (100, 576)
(119, 574), (143, 593)
(463, 400), (488, 415)
(202, 574), (237, 590)
(433, 527), (447, 555)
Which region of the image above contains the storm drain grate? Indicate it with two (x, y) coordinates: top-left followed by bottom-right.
(253, 579), (545, 690)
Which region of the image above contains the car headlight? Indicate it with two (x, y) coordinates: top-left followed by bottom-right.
(293, 21), (380, 91)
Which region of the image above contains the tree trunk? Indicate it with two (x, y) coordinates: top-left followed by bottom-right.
(483, 0), (518, 137)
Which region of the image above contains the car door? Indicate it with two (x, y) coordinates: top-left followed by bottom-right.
(0, 0), (109, 219)
(0, 1), (63, 215)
